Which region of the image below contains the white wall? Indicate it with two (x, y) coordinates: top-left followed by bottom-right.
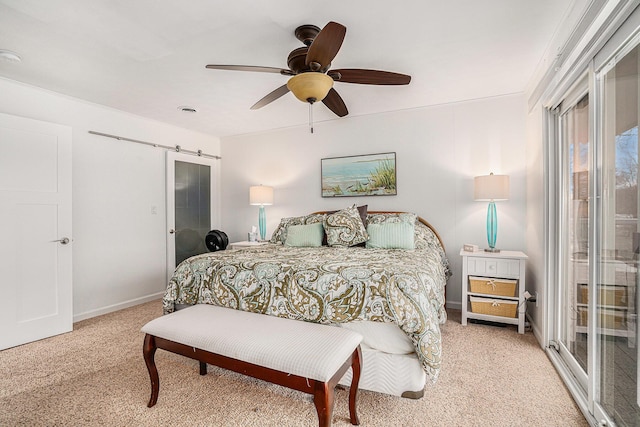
(0, 75), (527, 317)
(0, 77), (220, 321)
(220, 94), (527, 308)
(525, 102), (547, 342)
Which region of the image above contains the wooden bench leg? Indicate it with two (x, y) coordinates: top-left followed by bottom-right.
(349, 346), (362, 426)
(313, 381), (334, 427)
(142, 334), (159, 408)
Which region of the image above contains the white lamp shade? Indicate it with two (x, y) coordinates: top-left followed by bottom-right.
(474, 174), (509, 201)
(249, 185), (274, 205)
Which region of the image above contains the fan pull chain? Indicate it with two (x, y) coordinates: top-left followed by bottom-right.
(309, 102), (314, 134)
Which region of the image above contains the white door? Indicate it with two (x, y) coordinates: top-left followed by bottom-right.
(0, 112), (72, 350)
(166, 151), (218, 283)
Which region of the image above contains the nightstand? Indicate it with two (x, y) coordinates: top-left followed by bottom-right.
(228, 241), (269, 250)
(460, 249), (528, 334)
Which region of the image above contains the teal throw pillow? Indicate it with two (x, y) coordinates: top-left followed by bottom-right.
(366, 222), (415, 249)
(270, 213), (325, 244)
(284, 223), (324, 247)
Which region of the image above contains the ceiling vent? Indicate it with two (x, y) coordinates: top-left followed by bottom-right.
(177, 106), (197, 113)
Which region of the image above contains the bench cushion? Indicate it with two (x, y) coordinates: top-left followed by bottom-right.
(141, 304), (363, 382)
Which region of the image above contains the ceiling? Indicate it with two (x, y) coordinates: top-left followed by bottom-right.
(0, 0), (575, 138)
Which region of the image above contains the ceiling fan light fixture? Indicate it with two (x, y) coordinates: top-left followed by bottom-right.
(287, 73), (333, 103)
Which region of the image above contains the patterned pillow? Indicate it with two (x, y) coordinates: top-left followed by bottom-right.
(414, 221), (438, 250)
(269, 213), (326, 244)
(323, 205), (367, 245)
(367, 212), (417, 226)
(324, 205), (369, 247)
(284, 223), (324, 247)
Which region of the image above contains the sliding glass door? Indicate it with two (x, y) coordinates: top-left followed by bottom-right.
(598, 42), (639, 426)
(552, 37), (640, 427)
(557, 91), (590, 392)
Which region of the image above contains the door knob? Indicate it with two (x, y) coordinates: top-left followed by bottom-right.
(53, 237), (70, 245)
(169, 229), (176, 234)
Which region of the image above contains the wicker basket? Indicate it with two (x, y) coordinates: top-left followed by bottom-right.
(579, 285), (627, 307)
(577, 306), (626, 330)
(469, 276), (517, 297)
(469, 296), (517, 318)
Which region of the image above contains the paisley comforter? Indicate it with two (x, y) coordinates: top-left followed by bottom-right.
(162, 223), (449, 381)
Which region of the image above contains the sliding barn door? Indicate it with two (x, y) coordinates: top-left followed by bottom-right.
(166, 151), (218, 283)
(0, 113), (72, 350)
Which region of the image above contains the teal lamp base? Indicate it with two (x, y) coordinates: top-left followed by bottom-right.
(485, 201), (500, 253)
(258, 205), (266, 241)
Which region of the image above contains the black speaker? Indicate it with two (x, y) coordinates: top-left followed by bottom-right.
(205, 230), (229, 252)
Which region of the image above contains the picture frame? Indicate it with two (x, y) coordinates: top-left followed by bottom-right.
(321, 152), (397, 197)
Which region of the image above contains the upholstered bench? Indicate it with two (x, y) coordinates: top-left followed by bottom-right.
(141, 304), (363, 427)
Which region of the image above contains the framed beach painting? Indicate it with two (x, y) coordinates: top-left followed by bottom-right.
(321, 152), (397, 197)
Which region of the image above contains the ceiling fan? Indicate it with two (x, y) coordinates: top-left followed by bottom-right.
(205, 21), (411, 119)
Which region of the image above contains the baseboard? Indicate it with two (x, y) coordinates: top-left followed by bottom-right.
(73, 292), (164, 323)
(526, 313), (544, 348)
(446, 300), (462, 310)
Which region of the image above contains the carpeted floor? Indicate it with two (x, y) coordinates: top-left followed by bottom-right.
(0, 300), (587, 426)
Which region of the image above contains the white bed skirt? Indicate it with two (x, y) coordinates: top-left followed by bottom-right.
(339, 346), (426, 398)
(337, 320), (426, 398)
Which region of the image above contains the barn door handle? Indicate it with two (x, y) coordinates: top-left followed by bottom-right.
(53, 237), (70, 245)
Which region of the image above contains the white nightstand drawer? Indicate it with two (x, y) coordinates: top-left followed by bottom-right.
(466, 257), (520, 278)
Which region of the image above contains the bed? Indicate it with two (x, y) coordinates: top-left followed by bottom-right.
(162, 208), (450, 398)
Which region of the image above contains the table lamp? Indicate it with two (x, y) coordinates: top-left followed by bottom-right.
(474, 173), (509, 252)
(249, 185), (274, 241)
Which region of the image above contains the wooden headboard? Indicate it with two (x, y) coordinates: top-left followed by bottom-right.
(313, 210), (445, 251)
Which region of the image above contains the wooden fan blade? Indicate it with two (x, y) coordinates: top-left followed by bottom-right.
(322, 88), (348, 117)
(330, 69), (411, 85)
(250, 84), (290, 110)
(206, 65), (294, 76)
(305, 22), (346, 69)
